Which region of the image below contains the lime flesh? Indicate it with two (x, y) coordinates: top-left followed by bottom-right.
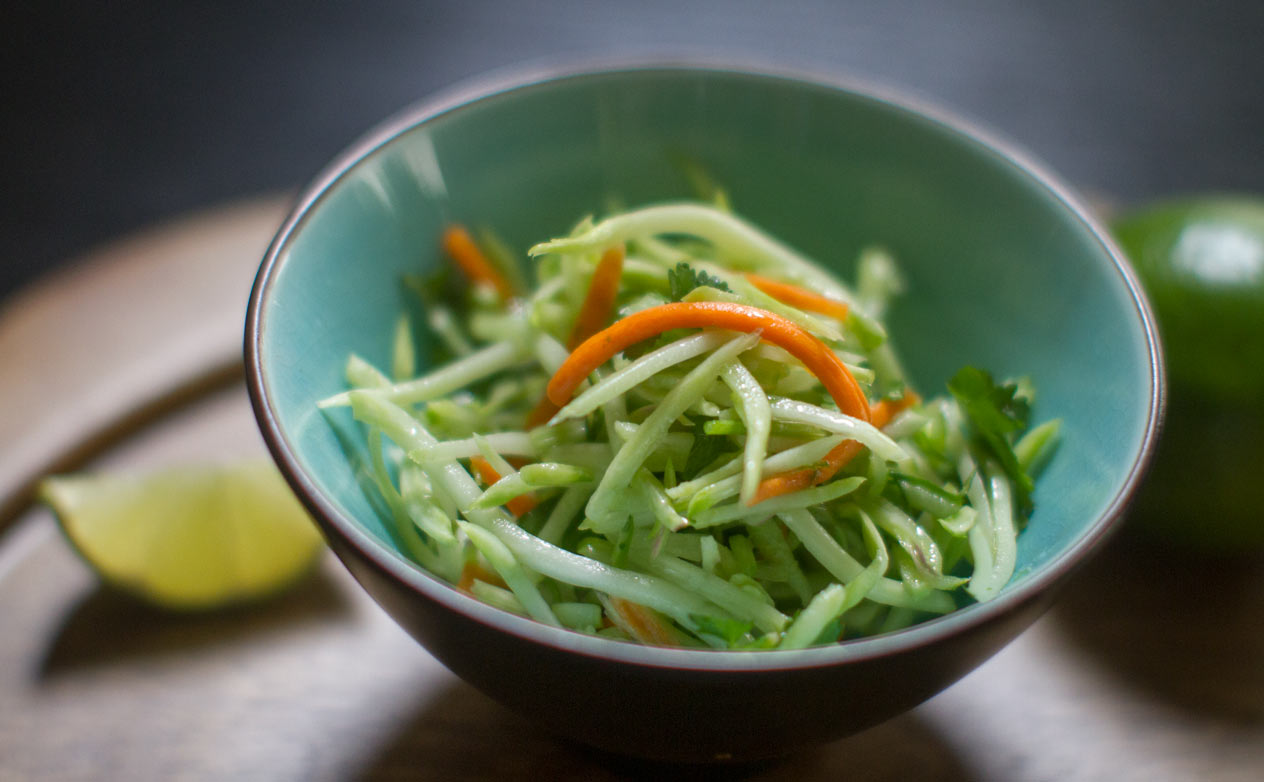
(40, 460), (324, 609)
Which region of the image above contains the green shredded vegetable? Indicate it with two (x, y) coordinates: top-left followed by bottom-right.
(323, 200), (1059, 650)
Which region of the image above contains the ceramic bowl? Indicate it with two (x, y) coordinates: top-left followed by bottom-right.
(246, 62), (1162, 762)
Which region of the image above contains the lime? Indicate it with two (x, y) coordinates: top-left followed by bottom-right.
(1113, 195), (1264, 550)
(40, 460), (324, 609)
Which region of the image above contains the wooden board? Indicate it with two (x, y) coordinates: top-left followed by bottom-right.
(0, 198), (1260, 780)
(0, 194), (291, 526)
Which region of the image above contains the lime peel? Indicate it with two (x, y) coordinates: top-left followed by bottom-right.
(39, 460), (324, 610)
(1114, 195), (1264, 550)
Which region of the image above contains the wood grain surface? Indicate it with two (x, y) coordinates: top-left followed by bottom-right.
(0, 194), (291, 527)
(0, 199), (1261, 780)
(2, 384), (1261, 781)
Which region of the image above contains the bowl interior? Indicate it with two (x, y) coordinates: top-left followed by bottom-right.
(253, 65), (1157, 657)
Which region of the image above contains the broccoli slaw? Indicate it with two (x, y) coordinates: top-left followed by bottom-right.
(321, 201), (1059, 650)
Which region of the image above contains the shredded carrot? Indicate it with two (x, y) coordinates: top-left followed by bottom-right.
(468, 455), (499, 485)
(606, 597), (682, 646)
(748, 472), (815, 506)
(869, 390), (921, 428)
(456, 559), (506, 592)
(748, 440), (866, 506)
(469, 455), (538, 517)
(524, 395), (562, 429)
(749, 389), (921, 505)
(567, 245), (625, 350)
(442, 224), (517, 302)
(507, 495), (538, 518)
(746, 273), (850, 321)
(520, 246), (624, 428)
(546, 302), (870, 424)
(547, 301), (871, 509)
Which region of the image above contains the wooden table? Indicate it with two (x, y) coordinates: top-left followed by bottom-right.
(1, 200), (1261, 781)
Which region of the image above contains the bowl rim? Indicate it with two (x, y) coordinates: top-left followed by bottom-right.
(245, 57), (1165, 672)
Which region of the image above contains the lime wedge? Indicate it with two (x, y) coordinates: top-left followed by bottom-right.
(39, 460), (324, 609)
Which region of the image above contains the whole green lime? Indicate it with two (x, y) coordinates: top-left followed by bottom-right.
(1113, 196), (1264, 550)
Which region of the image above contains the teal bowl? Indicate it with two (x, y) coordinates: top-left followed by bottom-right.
(246, 62), (1162, 762)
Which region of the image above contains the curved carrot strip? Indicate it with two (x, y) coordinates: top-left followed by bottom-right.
(469, 455), (538, 517)
(868, 390), (921, 427)
(606, 597), (684, 646)
(746, 273), (850, 321)
(522, 245), (624, 425)
(747, 470), (816, 507)
(468, 455), (500, 485)
(442, 225), (517, 302)
(567, 245), (625, 350)
(546, 302), (870, 425)
(523, 395), (562, 429)
(750, 389), (921, 505)
(457, 559), (506, 591)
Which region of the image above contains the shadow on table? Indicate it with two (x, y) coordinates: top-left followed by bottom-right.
(39, 555), (354, 679)
(352, 681), (975, 782)
(1050, 527), (1264, 723)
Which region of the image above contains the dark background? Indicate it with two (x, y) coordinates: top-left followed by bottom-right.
(3, 0), (1262, 302)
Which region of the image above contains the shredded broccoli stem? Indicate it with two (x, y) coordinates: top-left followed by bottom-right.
(348, 390), (735, 632)
(585, 332), (759, 533)
(322, 339), (530, 408)
(637, 553), (789, 634)
(458, 521), (560, 626)
(683, 281), (844, 343)
(536, 486), (590, 545)
(693, 476), (866, 528)
(720, 360), (772, 505)
(391, 314), (416, 382)
(768, 397), (906, 462)
(329, 200), (1056, 650)
(553, 331), (729, 423)
(346, 353), (391, 390)
(410, 431), (537, 463)
(529, 202), (858, 306)
(670, 434), (848, 508)
(426, 305), (475, 357)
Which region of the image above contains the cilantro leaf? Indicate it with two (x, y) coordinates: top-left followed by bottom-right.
(668, 262), (732, 301)
(947, 366), (1035, 512)
(948, 366), (1030, 434)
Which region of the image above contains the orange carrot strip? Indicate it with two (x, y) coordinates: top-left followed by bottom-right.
(745, 273), (850, 321)
(524, 395), (562, 429)
(507, 496), (538, 519)
(442, 224), (517, 302)
(523, 245), (624, 428)
(606, 597), (683, 647)
(546, 302), (870, 424)
(567, 245), (625, 350)
(750, 390), (922, 505)
(748, 440), (867, 506)
(457, 559), (506, 591)
(747, 470), (816, 506)
(869, 390), (922, 429)
(469, 455), (538, 517)
(547, 301), (870, 509)
(468, 454), (500, 485)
